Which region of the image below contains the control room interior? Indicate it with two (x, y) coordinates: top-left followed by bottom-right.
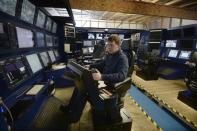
(0, 0), (197, 131)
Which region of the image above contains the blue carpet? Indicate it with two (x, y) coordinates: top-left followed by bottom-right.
(128, 85), (190, 131)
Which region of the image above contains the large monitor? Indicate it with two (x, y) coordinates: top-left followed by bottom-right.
(53, 50), (60, 58)
(179, 51), (192, 60)
(20, 0), (36, 24)
(52, 22), (57, 33)
(39, 52), (50, 67)
(0, 0), (17, 16)
(0, 22), (10, 48)
(166, 40), (177, 48)
(36, 32), (45, 47)
(26, 54), (43, 73)
(45, 34), (53, 47)
(64, 44), (71, 53)
(83, 40), (94, 47)
(45, 17), (52, 31)
(96, 33), (103, 39)
(48, 51), (56, 63)
(88, 33), (95, 39)
(168, 49), (179, 58)
(179, 40), (194, 49)
(16, 27), (34, 48)
(36, 10), (46, 28)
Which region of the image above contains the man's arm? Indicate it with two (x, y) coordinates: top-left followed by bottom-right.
(101, 56), (129, 83)
(90, 59), (105, 72)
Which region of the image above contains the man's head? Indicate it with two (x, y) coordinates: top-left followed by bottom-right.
(106, 35), (121, 54)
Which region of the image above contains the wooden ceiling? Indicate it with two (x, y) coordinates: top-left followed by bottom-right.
(70, 0), (197, 24)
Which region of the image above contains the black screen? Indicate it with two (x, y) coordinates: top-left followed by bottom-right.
(0, 22), (10, 48)
(183, 27), (195, 37)
(179, 40), (194, 49)
(149, 31), (162, 40)
(172, 29), (181, 38)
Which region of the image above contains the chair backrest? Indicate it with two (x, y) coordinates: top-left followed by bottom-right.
(123, 50), (135, 77)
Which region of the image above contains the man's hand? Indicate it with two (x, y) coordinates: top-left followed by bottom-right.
(92, 69), (102, 81)
(84, 65), (90, 69)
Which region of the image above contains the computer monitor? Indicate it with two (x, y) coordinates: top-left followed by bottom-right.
(179, 40), (194, 49)
(196, 42), (197, 49)
(168, 49), (179, 58)
(0, 23), (4, 34)
(48, 51), (56, 63)
(52, 22), (57, 33)
(0, 0), (17, 16)
(96, 33), (103, 39)
(64, 44), (71, 53)
(16, 27), (34, 48)
(166, 40), (177, 48)
(46, 34), (53, 47)
(83, 41), (94, 47)
(119, 34), (124, 40)
(179, 51), (192, 60)
(39, 52), (50, 67)
(20, 0), (36, 24)
(88, 47), (94, 53)
(36, 32), (45, 47)
(36, 10), (46, 28)
(88, 33), (95, 39)
(53, 50), (59, 58)
(26, 54), (43, 73)
(45, 17), (52, 31)
(82, 48), (89, 54)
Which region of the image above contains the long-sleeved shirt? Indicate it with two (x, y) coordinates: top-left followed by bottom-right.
(90, 50), (129, 86)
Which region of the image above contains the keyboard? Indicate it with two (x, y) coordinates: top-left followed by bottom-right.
(26, 85), (44, 95)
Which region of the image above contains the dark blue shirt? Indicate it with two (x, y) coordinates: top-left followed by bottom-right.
(90, 50), (129, 85)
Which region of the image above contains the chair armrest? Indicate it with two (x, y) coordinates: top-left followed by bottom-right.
(113, 77), (132, 95)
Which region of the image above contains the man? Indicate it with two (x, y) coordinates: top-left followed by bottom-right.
(90, 35), (129, 89)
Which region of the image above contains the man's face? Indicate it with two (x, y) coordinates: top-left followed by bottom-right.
(106, 41), (120, 54)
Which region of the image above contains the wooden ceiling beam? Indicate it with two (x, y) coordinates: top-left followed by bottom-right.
(70, 0), (197, 20)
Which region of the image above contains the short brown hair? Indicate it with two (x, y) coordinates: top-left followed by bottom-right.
(108, 35), (121, 46)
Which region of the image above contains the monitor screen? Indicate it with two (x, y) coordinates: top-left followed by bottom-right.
(0, 23), (4, 33)
(16, 27), (34, 48)
(88, 47), (94, 53)
(179, 40), (194, 49)
(52, 22), (57, 33)
(82, 48), (89, 54)
(26, 54), (43, 73)
(179, 51), (192, 60)
(64, 44), (71, 53)
(45, 17), (52, 31)
(36, 10), (46, 28)
(48, 51), (56, 63)
(46, 34), (53, 46)
(196, 42), (197, 49)
(53, 37), (58, 46)
(54, 50), (59, 57)
(0, 0), (17, 16)
(96, 33), (103, 39)
(88, 33), (95, 39)
(119, 34), (124, 40)
(36, 32), (45, 47)
(166, 40), (177, 48)
(83, 41), (94, 47)
(168, 49), (179, 58)
(20, 0), (36, 24)
(39, 52), (50, 67)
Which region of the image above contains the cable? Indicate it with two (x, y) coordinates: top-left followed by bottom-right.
(0, 97), (14, 124)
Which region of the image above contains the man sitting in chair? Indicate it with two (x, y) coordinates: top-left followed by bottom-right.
(89, 35), (129, 92)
